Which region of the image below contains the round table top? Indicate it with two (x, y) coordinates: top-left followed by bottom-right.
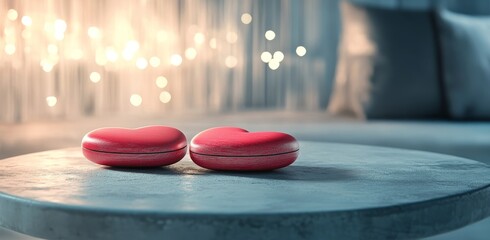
(0, 142), (489, 240)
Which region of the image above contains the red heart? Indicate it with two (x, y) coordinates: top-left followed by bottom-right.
(82, 126), (187, 167)
(190, 127), (299, 171)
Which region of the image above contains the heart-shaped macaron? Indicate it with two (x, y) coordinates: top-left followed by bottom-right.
(82, 126), (187, 167)
(190, 127), (299, 171)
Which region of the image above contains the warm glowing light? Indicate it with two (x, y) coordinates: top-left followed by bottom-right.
(159, 91), (172, 103)
(157, 30), (167, 42)
(21, 16), (32, 26)
(130, 94), (142, 107)
(265, 30), (275, 41)
(185, 48), (197, 60)
(90, 72), (101, 83)
(273, 51), (284, 62)
(105, 47), (118, 62)
(87, 27), (101, 39)
(209, 38), (217, 49)
(156, 76), (168, 88)
(4, 27), (15, 36)
(170, 54), (183, 66)
(21, 29), (32, 39)
(48, 44), (58, 55)
(54, 19), (67, 33)
(95, 50), (107, 66)
(296, 46), (307, 57)
(226, 32), (238, 43)
(4, 44), (16, 55)
(225, 56), (238, 68)
(69, 49), (84, 60)
(194, 33), (205, 45)
(268, 60), (280, 70)
(241, 13), (252, 24)
(136, 57), (148, 69)
(126, 40), (140, 52)
(7, 9), (18, 21)
(46, 96), (57, 107)
(122, 50), (134, 61)
(54, 32), (64, 40)
(42, 64), (54, 72)
(260, 51), (272, 63)
(149, 57), (161, 67)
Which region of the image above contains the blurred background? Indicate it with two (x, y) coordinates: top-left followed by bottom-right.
(0, 0), (339, 123)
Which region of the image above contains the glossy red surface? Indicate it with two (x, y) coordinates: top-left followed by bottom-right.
(190, 127), (299, 171)
(82, 126), (187, 167)
(82, 126), (186, 154)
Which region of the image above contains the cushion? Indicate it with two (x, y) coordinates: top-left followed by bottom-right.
(436, 10), (490, 119)
(328, 1), (445, 119)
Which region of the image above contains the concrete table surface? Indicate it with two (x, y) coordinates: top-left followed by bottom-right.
(0, 142), (489, 240)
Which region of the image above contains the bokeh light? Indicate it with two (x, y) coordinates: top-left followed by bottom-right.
(185, 48), (197, 60)
(260, 51), (272, 63)
(7, 9), (18, 21)
(130, 94), (142, 107)
(156, 76), (168, 88)
(241, 13), (252, 24)
(273, 51), (284, 62)
(226, 31), (238, 43)
(170, 54), (183, 66)
(159, 91), (172, 103)
(21, 16), (32, 26)
(225, 56), (238, 68)
(265, 30), (275, 41)
(296, 46), (307, 57)
(46, 96), (57, 107)
(90, 72), (101, 83)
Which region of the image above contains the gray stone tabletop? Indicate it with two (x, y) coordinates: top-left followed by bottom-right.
(0, 142), (489, 240)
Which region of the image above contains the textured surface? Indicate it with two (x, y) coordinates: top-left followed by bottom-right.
(0, 142), (490, 240)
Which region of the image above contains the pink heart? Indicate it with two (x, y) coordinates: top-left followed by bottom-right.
(82, 126), (187, 167)
(190, 127), (299, 171)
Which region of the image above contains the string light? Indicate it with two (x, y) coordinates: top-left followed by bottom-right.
(209, 38), (217, 49)
(105, 47), (118, 62)
(225, 56), (237, 68)
(7, 9), (18, 21)
(268, 60), (280, 70)
(21, 16), (32, 26)
(130, 94), (142, 107)
(157, 30), (168, 42)
(185, 48), (197, 60)
(226, 32), (238, 43)
(265, 30), (275, 41)
(54, 19), (67, 40)
(156, 76), (168, 88)
(159, 91), (172, 103)
(170, 54), (183, 66)
(136, 57), (148, 69)
(260, 51), (272, 63)
(149, 57), (161, 67)
(241, 13), (252, 24)
(4, 44), (16, 55)
(46, 96), (57, 107)
(194, 33), (205, 45)
(87, 27), (101, 39)
(90, 72), (101, 83)
(273, 51), (284, 62)
(296, 46), (307, 57)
